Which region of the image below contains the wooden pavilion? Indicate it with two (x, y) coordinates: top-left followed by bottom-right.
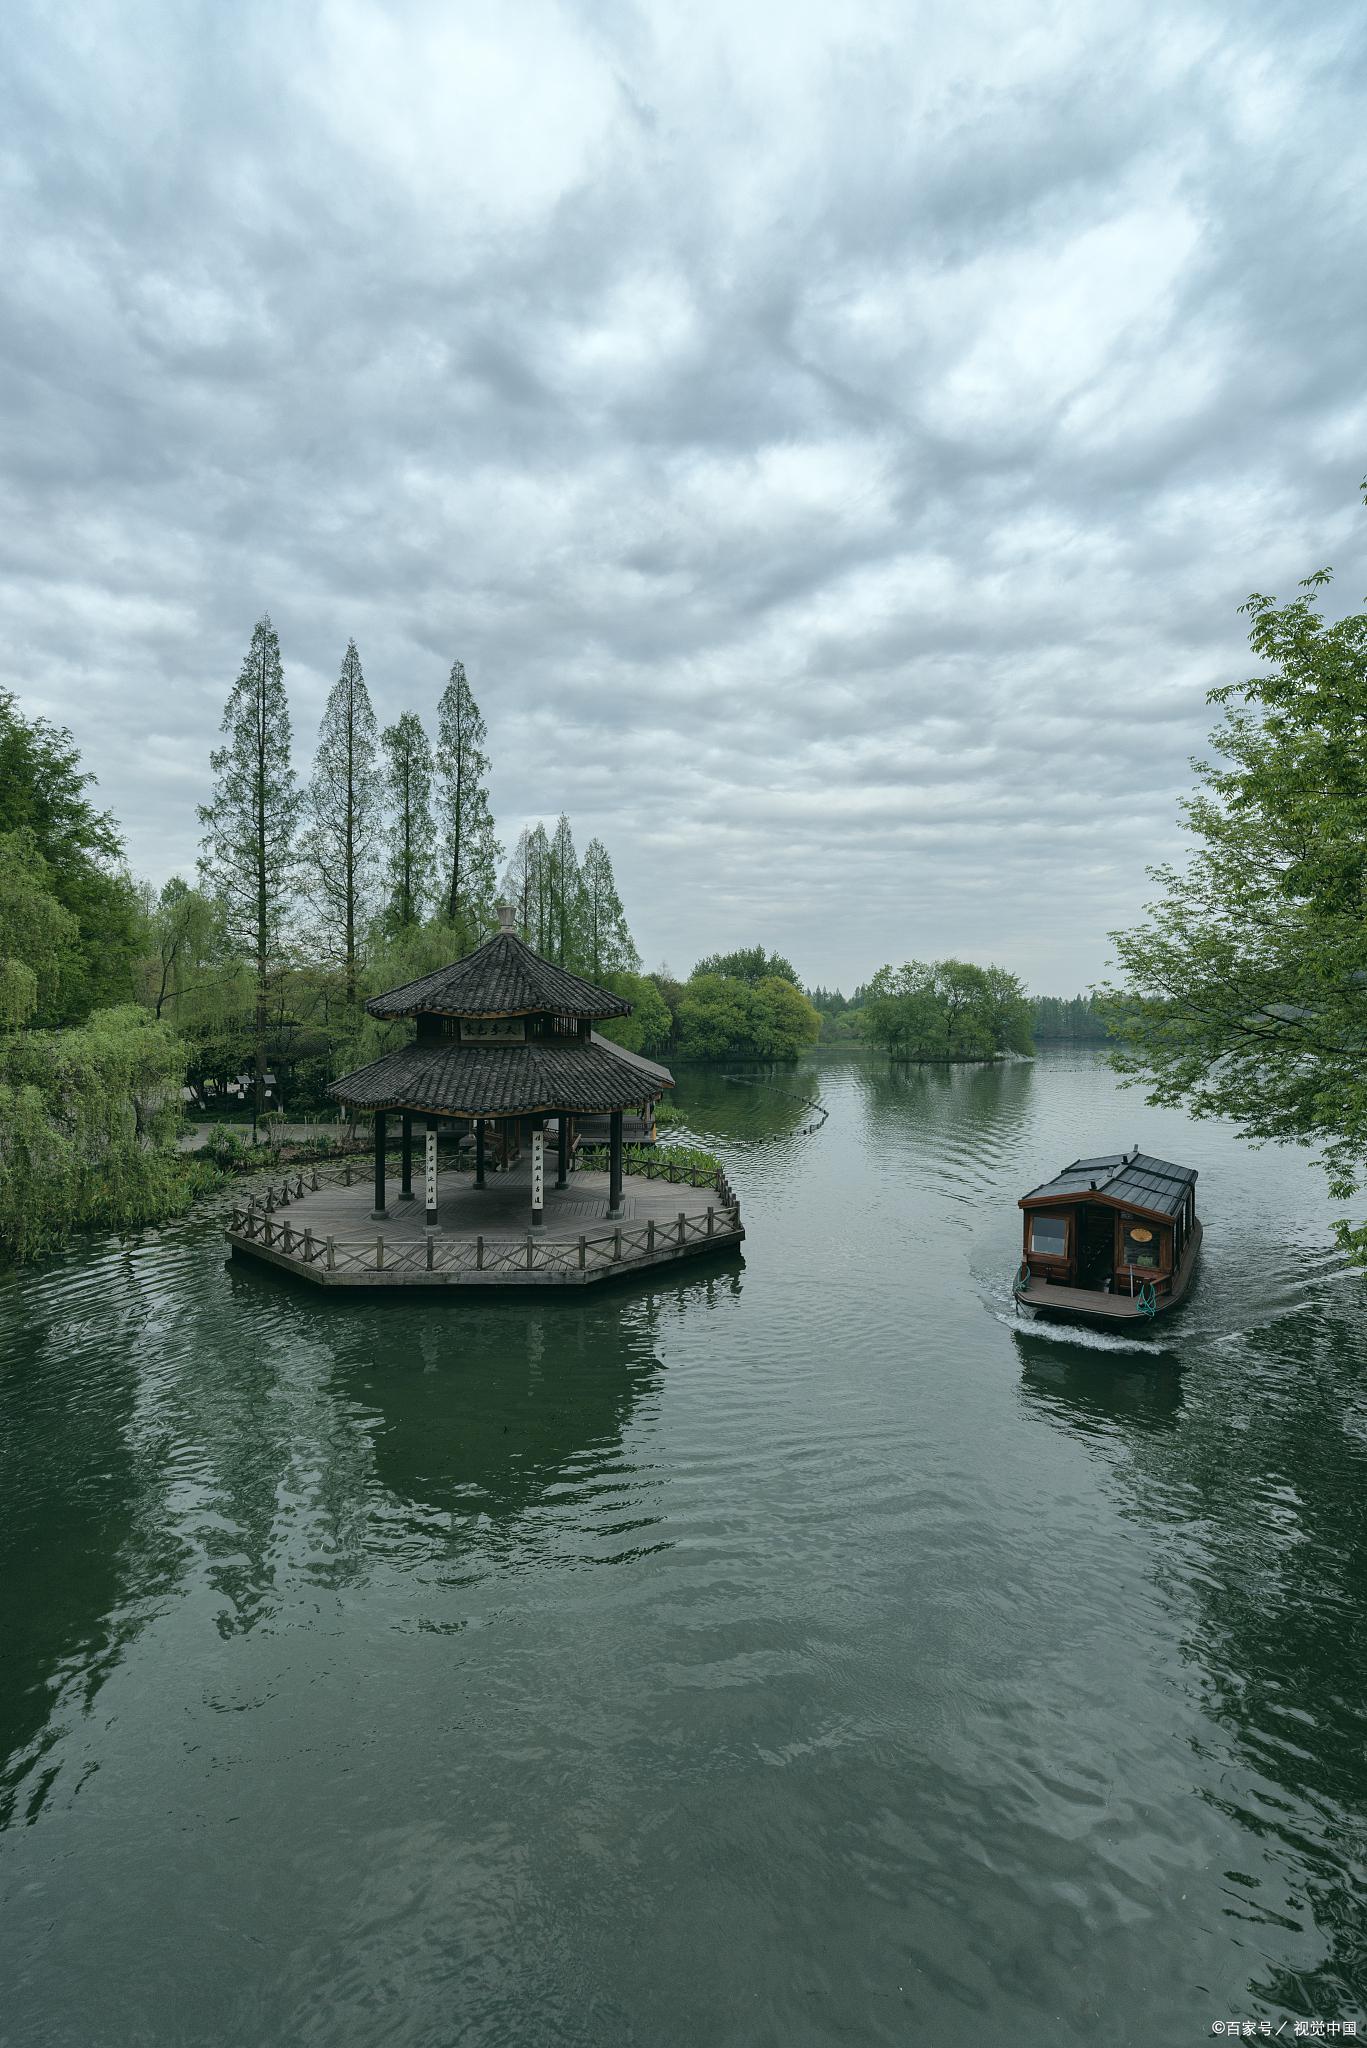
(328, 904), (673, 1231)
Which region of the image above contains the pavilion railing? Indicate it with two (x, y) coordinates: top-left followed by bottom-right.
(224, 1151), (742, 1280)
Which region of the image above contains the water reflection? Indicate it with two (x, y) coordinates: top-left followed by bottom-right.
(1014, 1327), (1185, 1435)
(673, 1060), (822, 1147)
(0, 1267), (143, 1826)
(326, 1291), (671, 1554)
(1016, 1286), (1367, 2020)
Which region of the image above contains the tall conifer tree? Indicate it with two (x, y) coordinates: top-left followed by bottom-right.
(304, 639), (381, 1004)
(579, 836), (640, 977)
(380, 710), (436, 932)
(197, 614), (300, 1123)
(547, 814), (580, 967)
(500, 827), (535, 941)
(525, 822), (552, 953)
(435, 659), (501, 940)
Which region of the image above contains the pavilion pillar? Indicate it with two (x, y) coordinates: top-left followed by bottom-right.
(556, 1113), (570, 1189)
(424, 1116), (439, 1227)
(531, 1124), (545, 1228)
(400, 1113), (414, 1200)
(372, 1111), (388, 1219)
(475, 1119), (486, 1190)
(608, 1109), (624, 1218)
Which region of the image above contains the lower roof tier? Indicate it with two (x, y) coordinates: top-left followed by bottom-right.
(329, 1032), (673, 1119)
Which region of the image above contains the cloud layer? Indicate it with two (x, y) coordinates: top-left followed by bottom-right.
(3, 0), (1365, 990)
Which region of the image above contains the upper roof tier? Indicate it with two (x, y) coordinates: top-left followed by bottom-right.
(1019, 1150), (1197, 1218)
(366, 911), (633, 1021)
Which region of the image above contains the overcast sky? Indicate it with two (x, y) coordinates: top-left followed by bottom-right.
(3, 1), (1365, 993)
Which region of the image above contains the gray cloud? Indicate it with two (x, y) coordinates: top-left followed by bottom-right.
(2, 0), (1365, 994)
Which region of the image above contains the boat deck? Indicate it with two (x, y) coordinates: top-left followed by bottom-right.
(1016, 1221), (1202, 1322)
(225, 1154), (744, 1288)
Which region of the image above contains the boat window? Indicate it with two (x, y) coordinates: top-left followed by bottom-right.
(1030, 1215), (1068, 1256)
(1123, 1224), (1159, 1269)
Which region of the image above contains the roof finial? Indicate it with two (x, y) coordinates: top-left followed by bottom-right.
(496, 900), (516, 933)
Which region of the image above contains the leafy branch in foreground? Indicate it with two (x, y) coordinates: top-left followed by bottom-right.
(1100, 499), (1367, 1260)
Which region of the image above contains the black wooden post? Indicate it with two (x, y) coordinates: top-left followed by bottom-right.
(373, 1111), (387, 1219)
(556, 1112), (570, 1190)
(608, 1108), (624, 1217)
(475, 1119), (486, 1190)
(400, 1112), (413, 1200)
(425, 1116), (439, 1227)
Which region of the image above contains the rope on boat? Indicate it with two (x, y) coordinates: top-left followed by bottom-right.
(1136, 1281), (1158, 1318)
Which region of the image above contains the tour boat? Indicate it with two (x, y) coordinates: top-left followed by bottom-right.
(1013, 1149), (1201, 1326)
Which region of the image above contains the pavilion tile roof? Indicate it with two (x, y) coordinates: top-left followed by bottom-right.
(329, 1034), (673, 1118)
(366, 929), (632, 1020)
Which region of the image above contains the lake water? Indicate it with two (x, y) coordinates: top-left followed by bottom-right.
(2, 1048), (1365, 2046)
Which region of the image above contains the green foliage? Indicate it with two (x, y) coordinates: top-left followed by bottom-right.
(0, 1006), (204, 1263)
(676, 972), (820, 1061)
(596, 971), (673, 1056)
(136, 877), (247, 1030)
(0, 833), (80, 1025)
(1101, 516), (1367, 1257)
(634, 1142), (723, 1177)
(862, 959), (1033, 1061)
(304, 639), (381, 1001)
(577, 835), (639, 977)
(693, 944), (800, 986)
(0, 689), (141, 1019)
(818, 1005), (865, 1043)
(436, 658), (501, 932)
(545, 814), (580, 966)
(1029, 993), (1112, 1043)
(581, 1140), (724, 1179)
(380, 710), (437, 931)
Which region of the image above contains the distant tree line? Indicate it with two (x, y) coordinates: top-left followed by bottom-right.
(1028, 993), (1111, 1042)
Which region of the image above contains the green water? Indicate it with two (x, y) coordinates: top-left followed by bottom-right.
(2, 1049), (1365, 2046)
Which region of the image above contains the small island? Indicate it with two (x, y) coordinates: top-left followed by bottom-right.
(226, 904), (742, 1287)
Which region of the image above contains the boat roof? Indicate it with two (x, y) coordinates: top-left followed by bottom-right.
(1020, 1150), (1197, 1218)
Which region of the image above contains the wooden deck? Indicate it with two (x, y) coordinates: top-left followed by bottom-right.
(225, 1154), (743, 1288)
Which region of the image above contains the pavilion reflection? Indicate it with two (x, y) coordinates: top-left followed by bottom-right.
(323, 1285), (682, 1536)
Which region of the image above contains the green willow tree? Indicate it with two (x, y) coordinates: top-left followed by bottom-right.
(0, 833), (79, 1030)
(1101, 530), (1367, 1260)
(197, 615), (301, 1125)
(578, 836), (640, 977)
(380, 710), (436, 932)
(0, 1005), (192, 1264)
(0, 687), (141, 1019)
(436, 658), (500, 941)
(304, 639), (381, 1005)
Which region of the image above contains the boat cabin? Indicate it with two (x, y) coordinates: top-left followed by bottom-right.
(1019, 1151), (1199, 1305)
